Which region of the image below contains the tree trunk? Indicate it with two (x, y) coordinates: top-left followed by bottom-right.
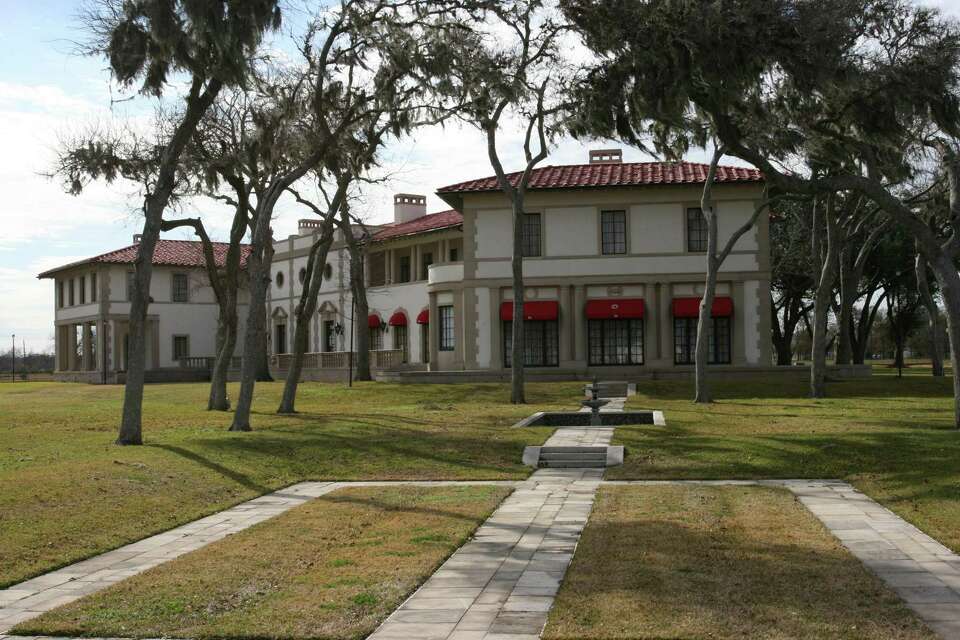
(278, 223), (336, 413)
(208, 301), (237, 410)
(117, 221), (160, 445)
(811, 198), (839, 398)
(835, 263), (855, 365)
(510, 197), (526, 404)
(340, 217), (372, 382)
(116, 80), (221, 445)
(255, 237), (275, 383)
(916, 252), (945, 377)
(694, 250), (718, 403)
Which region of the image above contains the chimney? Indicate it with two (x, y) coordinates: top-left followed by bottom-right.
(133, 234), (142, 244)
(589, 148), (623, 164)
(394, 193), (427, 224)
(298, 218), (323, 234)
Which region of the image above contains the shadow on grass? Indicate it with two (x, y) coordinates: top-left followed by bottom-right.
(149, 444), (272, 493)
(549, 515), (929, 640)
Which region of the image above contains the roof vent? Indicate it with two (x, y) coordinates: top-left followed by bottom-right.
(394, 193), (427, 224)
(133, 234), (142, 244)
(589, 148), (623, 164)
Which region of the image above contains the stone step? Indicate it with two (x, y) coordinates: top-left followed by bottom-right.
(539, 446), (608, 454)
(540, 461), (607, 468)
(539, 452), (607, 461)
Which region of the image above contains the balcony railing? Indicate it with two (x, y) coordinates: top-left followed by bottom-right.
(178, 356), (242, 370)
(428, 261), (464, 285)
(272, 349), (404, 371)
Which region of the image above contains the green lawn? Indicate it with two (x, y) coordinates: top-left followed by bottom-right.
(545, 485), (935, 640)
(618, 370), (960, 552)
(15, 485), (510, 640)
(0, 380), (578, 589)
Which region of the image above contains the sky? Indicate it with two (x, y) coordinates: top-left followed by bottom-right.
(1, 0), (959, 353)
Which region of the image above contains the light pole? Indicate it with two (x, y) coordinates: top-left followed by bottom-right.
(11, 334), (15, 383)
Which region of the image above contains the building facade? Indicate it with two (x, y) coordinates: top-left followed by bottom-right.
(41, 150), (774, 383)
(39, 241), (250, 383)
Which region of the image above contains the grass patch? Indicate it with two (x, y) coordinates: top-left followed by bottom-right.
(617, 373), (960, 552)
(0, 380), (577, 588)
(545, 485), (935, 640)
(15, 485), (510, 640)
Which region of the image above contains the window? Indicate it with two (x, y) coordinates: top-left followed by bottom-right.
(323, 320), (336, 352)
(399, 256), (411, 283)
(172, 273), (189, 302)
(421, 252), (433, 280)
(503, 320), (559, 367)
(57, 281), (64, 308)
(674, 316), (732, 365)
(90, 273), (97, 302)
(370, 329), (383, 350)
(589, 319), (644, 365)
(521, 213), (541, 257)
(299, 267), (307, 284)
(275, 323), (287, 354)
(438, 305), (454, 351)
(126, 271), (136, 302)
(172, 335), (189, 360)
(687, 207), (708, 252)
(601, 210), (627, 255)
(68, 278), (75, 306)
(421, 324), (430, 363)
(393, 324), (408, 362)
(275, 271), (285, 289)
(449, 247), (459, 262)
(79, 275), (86, 304)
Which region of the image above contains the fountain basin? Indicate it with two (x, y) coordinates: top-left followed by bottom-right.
(513, 410), (665, 428)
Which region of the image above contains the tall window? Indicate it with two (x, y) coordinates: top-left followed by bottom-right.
(172, 273), (189, 302)
(438, 305), (454, 351)
(58, 281), (64, 308)
(275, 323), (287, 354)
(126, 271), (136, 302)
(90, 273), (97, 302)
(674, 317), (732, 365)
(503, 320), (559, 367)
(399, 255), (411, 283)
(588, 319), (644, 365)
(393, 325), (408, 362)
(68, 278), (75, 306)
(687, 207), (708, 252)
(601, 210), (627, 255)
(172, 335), (189, 360)
(521, 213), (541, 257)
(370, 329), (383, 350)
(323, 320), (336, 352)
(79, 275), (86, 304)
(449, 247), (459, 262)
(421, 252), (433, 280)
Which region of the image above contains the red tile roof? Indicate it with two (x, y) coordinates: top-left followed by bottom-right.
(436, 161), (763, 194)
(38, 239), (251, 278)
(371, 209), (463, 242)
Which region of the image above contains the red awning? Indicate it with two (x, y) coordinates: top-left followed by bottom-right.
(585, 298), (644, 320)
(388, 311), (407, 327)
(416, 309), (429, 324)
(672, 296), (734, 318)
(500, 300), (559, 321)
(368, 314), (382, 329)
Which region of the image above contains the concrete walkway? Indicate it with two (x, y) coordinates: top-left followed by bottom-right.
(0, 480), (518, 635)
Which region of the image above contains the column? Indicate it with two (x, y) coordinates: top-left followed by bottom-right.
(428, 291), (439, 371)
(559, 285), (574, 365)
(491, 287), (503, 370)
(660, 284), (673, 367)
(67, 324), (79, 371)
(82, 323), (93, 370)
(733, 281), (747, 365)
(573, 285), (586, 364)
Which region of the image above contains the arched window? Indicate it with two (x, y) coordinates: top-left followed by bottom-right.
(276, 271), (285, 288)
(298, 267), (306, 284)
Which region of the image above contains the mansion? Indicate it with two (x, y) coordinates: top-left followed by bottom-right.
(40, 149), (773, 383)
